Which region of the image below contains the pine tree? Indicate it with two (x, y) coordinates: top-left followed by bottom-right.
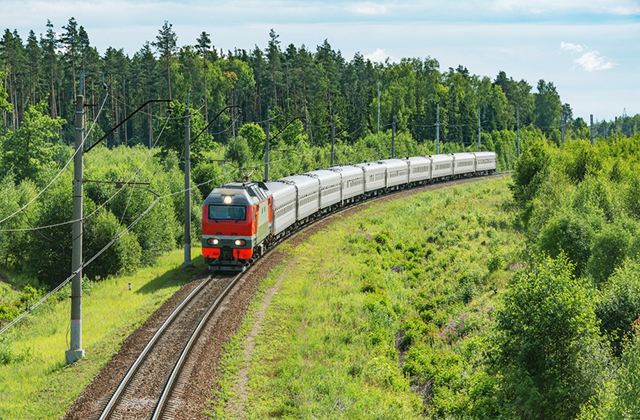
(152, 21), (177, 99)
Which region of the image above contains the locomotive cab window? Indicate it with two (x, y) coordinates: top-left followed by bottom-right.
(209, 205), (247, 221)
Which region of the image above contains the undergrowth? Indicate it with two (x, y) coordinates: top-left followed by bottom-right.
(210, 176), (523, 418)
(0, 247), (205, 419)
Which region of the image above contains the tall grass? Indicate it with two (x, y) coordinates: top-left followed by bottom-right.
(210, 177), (524, 418)
(0, 247), (205, 419)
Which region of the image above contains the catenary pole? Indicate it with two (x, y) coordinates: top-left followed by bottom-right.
(436, 104), (440, 154)
(477, 109), (481, 151)
(561, 111), (565, 146)
(331, 111), (335, 166)
(517, 110), (520, 159)
(265, 105), (275, 181)
(392, 113), (396, 158)
(590, 114), (594, 145)
(184, 92), (200, 268)
(66, 94), (85, 364)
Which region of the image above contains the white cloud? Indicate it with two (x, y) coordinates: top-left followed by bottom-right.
(349, 2), (389, 15)
(560, 42), (615, 71)
(560, 42), (584, 53)
(364, 48), (388, 62)
(574, 51), (615, 71)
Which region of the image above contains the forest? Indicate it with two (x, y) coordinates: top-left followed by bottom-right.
(2, 17), (640, 420)
(0, 18), (638, 312)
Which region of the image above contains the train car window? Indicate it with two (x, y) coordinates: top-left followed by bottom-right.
(209, 205), (247, 221)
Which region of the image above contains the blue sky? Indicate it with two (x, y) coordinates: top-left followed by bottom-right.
(2, 0), (639, 121)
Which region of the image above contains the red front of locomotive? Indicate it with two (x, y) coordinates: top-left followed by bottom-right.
(202, 182), (272, 271)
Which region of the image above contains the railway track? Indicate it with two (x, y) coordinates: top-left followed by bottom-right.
(96, 273), (241, 420)
(86, 173), (506, 420)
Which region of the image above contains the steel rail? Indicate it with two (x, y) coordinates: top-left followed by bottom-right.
(96, 171), (505, 420)
(98, 275), (215, 420)
(151, 272), (244, 420)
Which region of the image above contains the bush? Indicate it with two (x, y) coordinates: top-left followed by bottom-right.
(537, 210), (592, 277)
(495, 254), (605, 420)
(597, 260), (640, 353)
(510, 139), (551, 206)
(587, 222), (632, 287)
(83, 208), (142, 279)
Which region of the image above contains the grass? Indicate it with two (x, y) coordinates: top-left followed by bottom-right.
(210, 176), (524, 419)
(0, 246), (206, 419)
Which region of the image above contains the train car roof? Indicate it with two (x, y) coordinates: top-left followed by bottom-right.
(204, 182), (270, 206)
(303, 169), (341, 184)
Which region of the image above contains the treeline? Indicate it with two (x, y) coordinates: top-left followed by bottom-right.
(4, 18), (638, 150)
(500, 133), (640, 418)
(0, 17), (638, 298)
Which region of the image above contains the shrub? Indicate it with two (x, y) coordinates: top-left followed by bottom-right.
(587, 222), (632, 287)
(597, 260), (640, 353)
(495, 254), (605, 420)
(537, 210), (592, 277)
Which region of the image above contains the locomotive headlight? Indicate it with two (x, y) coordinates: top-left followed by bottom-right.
(223, 196), (233, 204)
(207, 238), (220, 246)
(234, 239), (246, 246)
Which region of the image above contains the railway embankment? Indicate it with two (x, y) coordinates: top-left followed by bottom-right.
(0, 249), (206, 419)
(210, 176), (522, 418)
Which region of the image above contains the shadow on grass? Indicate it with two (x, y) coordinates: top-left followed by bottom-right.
(134, 255), (206, 296)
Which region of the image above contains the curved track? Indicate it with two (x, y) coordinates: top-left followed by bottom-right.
(85, 173), (506, 420)
(97, 274), (238, 420)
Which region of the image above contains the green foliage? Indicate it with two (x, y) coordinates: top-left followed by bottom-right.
(0, 175), (38, 270)
(587, 222), (632, 286)
(238, 123), (265, 159)
(596, 260), (640, 352)
(0, 101), (65, 183)
(537, 210), (592, 277)
(224, 135), (251, 169)
(83, 208), (142, 279)
(495, 254), (604, 420)
(510, 138), (551, 207)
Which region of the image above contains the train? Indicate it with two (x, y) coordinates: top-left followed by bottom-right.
(202, 152), (497, 271)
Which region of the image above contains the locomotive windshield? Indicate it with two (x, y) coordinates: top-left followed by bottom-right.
(208, 205), (247, 221)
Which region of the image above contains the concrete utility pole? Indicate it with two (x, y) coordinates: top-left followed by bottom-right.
(590, 114), (594, 145)
(330, 110), (338, 166)
(66, 94), (85, 365)
(377, 80), (381, 135)
(265, 105), (275, 181)
(561, 111), (565, 146)
(517, 110), (520, 159)
(436, 104), (440, 154)
(477, 109), (481, 152)
(392, 113), (396, 158)
(183, 92), (200, 268)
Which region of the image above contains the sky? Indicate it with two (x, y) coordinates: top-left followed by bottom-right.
(1, 0), (639, 121)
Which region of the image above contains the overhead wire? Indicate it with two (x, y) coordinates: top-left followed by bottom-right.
(0, 111), (173, 234)
(0, 92), (110, 226)
(0, 165), (238, 336)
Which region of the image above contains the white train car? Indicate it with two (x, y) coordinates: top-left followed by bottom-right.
(378, 159), (409, 189)
(355, 161), (387, 194)
(406, 156), (432, 184)
(264, 180), (297, 238)
(280, 174), (320, 222)
(327, 165), (365, 204)
(303, 169), (342, 211)
(474, 151), (497, 174)
(452, 153), (477, 177)
(430, 154), (454, 180)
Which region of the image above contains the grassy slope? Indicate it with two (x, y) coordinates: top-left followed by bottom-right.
(0, 247), (205, 419)
(211, 177), (524, 419)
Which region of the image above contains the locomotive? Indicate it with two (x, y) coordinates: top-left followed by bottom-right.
(202, 152), (497, 272)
